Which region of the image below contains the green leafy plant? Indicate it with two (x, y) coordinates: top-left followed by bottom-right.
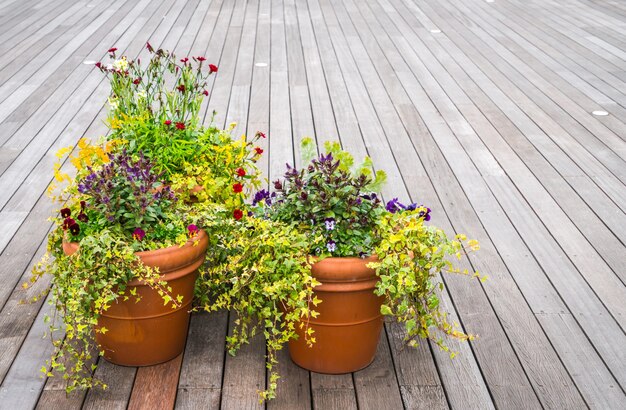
(28, 44), (266, 394)
(194, 203), (319, 401)
(251, 138), (387, 256)
(99, 45), (216, 129)
(207, 138), (483, 401)
(27, 138), (201, 392)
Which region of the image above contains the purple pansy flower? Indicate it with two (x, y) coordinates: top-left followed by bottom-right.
(324, 217), (336, 231)
(386, 198), (406, 213)
(326, 240), (336, 253)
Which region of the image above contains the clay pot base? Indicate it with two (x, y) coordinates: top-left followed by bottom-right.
(64, 231), (208, 368)
(288, 256), (384, 374)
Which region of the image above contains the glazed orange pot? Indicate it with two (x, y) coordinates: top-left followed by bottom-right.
(63, 230), (208, 366)
(288, 256), (384, 374)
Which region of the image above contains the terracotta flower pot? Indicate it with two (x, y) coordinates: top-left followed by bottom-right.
(288, 256), (384, 374)
(63, 230), (209, 366)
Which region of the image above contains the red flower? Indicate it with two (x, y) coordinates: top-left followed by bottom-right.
(69, 223), (80, 236)
(233, 183), (243, 193)
(80, 200), (86, 210)
(233, 209), (243, 220)
(133, 228), (146, 241)
(202, 90), (209, 96)
(256, 131), (266, 139)
(175, 122), (186, 130)
(63, 218), (76, 230)
(209, 64), (218, 73)
(196, 56), (206, 61)
(77, 213), (88, 222)
(176, 84), (185, 93)
(236, 167), (246, 177)
(146, 42), (154, 52)
(181, 57), (189, 64)
(60, 208), (71, 218)
(108, 47), (117, 53)
(187, 224), (199, 237)
(133, 77), (141, 85)
(95, 62), (102, 69)
(164, 120), (172, 126)
(254, 147), (263, 155)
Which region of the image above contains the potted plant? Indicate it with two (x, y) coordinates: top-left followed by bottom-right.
(200, 138), (481, 400)
(29, 140), (209, 391)
(26, 44), (264, 393)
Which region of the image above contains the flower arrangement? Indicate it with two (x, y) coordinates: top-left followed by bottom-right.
(98, 45), (213, 129)
(25, 44), (262, 394)
(200, 137), (483, 400)
(29, 138), (203, 391)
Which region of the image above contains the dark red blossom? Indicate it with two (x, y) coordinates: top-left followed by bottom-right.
(63, 218), (76, 230)
(164, 120), (172, 126)
(80, 200), (86, 210)
(209, 64), (218, 73)
(256, 131), (266, 139)
(77, 213), (88, 222)
(236, 168), (246, 177)
(187, 224), (199, 236)
(133, 228), (146, 241)
(202, 90), (209, 96)
(95, 62), (102, 69)
(146, 42), (154, 52)
(108, 47), (117, 53)
(61, 208), (71, 218)
(196, 56), (206, 62)
(133, 77), (141, 85)
(175, 122), (186, 130)
(180, 57), (189, 64)
(69, 223), (80, 236)
(233, 183), (243, 193)
(176, 84), (185, 93)
(254, 147), (263, 155)
(233, 209), (243, 220)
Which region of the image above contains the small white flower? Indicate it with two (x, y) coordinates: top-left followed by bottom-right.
(112, 57), (128, 71)
(108, 97), (118, 110)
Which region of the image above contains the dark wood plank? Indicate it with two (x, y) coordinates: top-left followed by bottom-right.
(311, 373), (357, 410)
(82, 360), (136, 410)
(175, 312), (228, 409)
(128, 354), (184, 410)
(387, 323), (449, 410)
(353, 329), (404, 410)
(220, 314), (266, 410)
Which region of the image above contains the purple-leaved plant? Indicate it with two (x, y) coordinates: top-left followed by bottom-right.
(77, 150), (176, 235)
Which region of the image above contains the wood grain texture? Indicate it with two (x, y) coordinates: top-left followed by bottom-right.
(128, 354), (184, 410)
(175, 311), (228, 410)
(0, 0), (622, 409)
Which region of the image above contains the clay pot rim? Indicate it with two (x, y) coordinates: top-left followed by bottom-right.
(309, 255), (379, 283)
(62, 230), (208, 284)
(63, 229), (208, 257)
(309, 255), (378, 263)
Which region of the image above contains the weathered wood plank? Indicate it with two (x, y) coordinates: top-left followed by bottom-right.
(128, 354), (184, 410)
(82, 360), (136, 410)
(353, 329), (404, 410)
(175, 311), (228, 409)
(310, 373), (357, 410)
(220, 314), (266, 410)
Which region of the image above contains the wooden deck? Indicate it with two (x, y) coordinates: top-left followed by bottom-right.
(0, 0), (625, 408)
